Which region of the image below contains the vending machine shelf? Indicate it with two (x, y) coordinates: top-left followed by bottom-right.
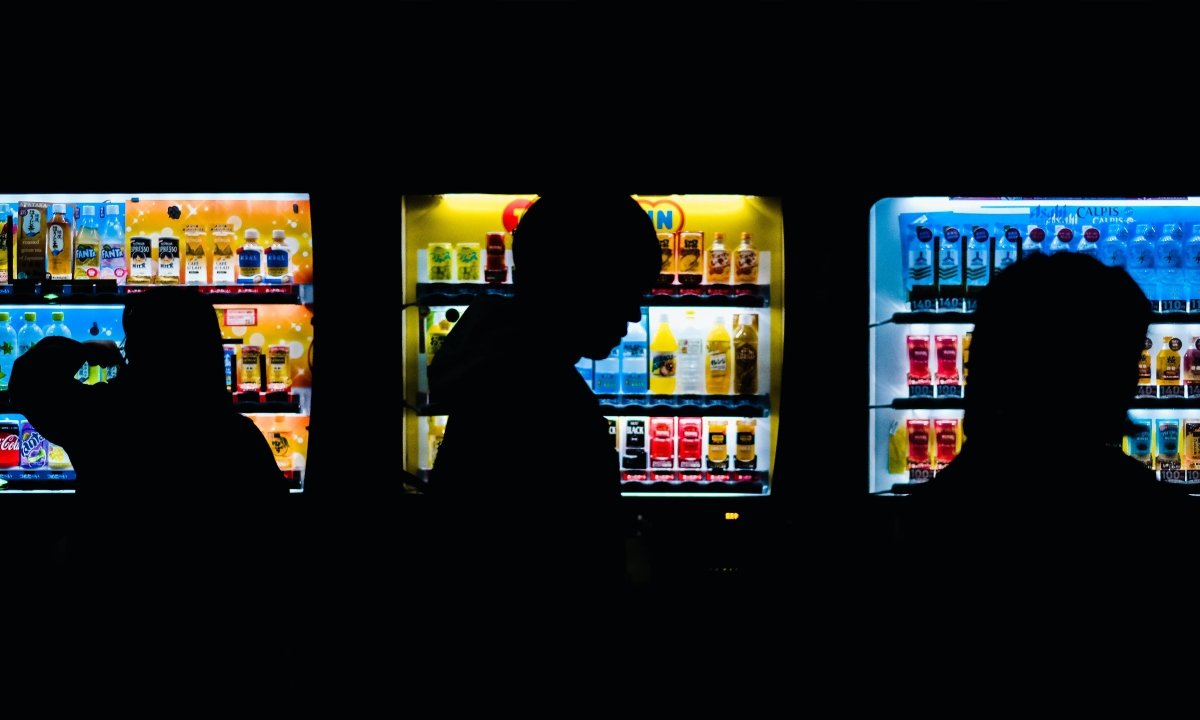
(0, 283), (306, 305)
(889, 396), (1200, 410)
(416, 395), (770, 418)
(619, 478), (768, 495)
(416, 283), (770, 308)
(891, 311), (1200, 326)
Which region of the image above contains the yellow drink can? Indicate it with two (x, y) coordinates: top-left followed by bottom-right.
(455, 243), (480, 281)
(428, 243), (453, 281)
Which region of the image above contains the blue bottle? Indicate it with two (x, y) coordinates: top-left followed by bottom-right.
(937, 226), (962, 286)
(906, 225), (934, 291)
(1183, 224), (1200, 312)
(620, 320), (648, 394)
(965, 226), (990, 288)
(1157, 223), (1185, 311)
(995, 226), (1020, 275)
(594, 345), (620, 393)
(1049, 225), (1073, 255)
(574, 356), (593, 390)
(1128, 223), (1158, 305)
(1023, 225), (1047, 258)
(1100, 223), (1129, 268)
(1076, 225), (1100, 260)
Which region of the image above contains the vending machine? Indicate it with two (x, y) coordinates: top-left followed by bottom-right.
(403, 194), (785, 512)
(0, 193), (315, 494)
(870, 197), (1200, 494)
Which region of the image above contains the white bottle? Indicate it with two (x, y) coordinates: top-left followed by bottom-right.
(264, 229), (292, 284)
(16, 312), (43, 357)
(0, 313), (17, 391)
(238, 229), (264, 284)
(675, 309), (704, 394)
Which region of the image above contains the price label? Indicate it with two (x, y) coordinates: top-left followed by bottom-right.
(1161, 468), (1186, 482)
(0, 286), (13, 295)
(963, 298), (978, 313)
(1136, 385), (1159, 398)
(937, 297), (963, 311)
(910, 298), (936, 312)
(223, 308), (258, 327)
(1159, 385), (1186, 399)
(936, 384), (962, 399)
(1190, 299), (1200, 313)
(909, 384), (935, 399)
(1147, 299), (1161, 313)
(1188, 385), (1200, 399)
(1162, 299), (1187, 313)
(909, 468), (934, 483)
(1187, 470), (1200, 483)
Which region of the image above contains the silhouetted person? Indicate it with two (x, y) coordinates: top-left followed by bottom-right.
(426, 195), (659, 602)
(893, 252), (1191, 630)
(9, 287), (289, 598)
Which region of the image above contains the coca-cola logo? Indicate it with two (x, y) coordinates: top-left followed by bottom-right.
(1029, 228), (1046, 243)
(1057, 228), (1074, 242)
(1084, 228), (1100, 242)
(0, 435), (18, 451)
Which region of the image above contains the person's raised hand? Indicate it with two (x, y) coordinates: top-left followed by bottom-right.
(80, 340), (122, 369)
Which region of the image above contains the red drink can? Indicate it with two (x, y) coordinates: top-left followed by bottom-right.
(0, 422), (20, 468)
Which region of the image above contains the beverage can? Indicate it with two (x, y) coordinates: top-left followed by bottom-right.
(268, 345), (291, 392)
(428, 243), (453, 281)
(455, 243), (480, 281)
(19, 421), (47, 470)
(0, 422), (20, 468)
(240, 345), (262, 393)
(128, 237), (153, 284)
(155, 236), (180, 284)
(224, 344), (237, 393)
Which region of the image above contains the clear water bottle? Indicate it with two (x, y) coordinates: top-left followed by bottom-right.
(0, 313), (17, 391)
(1157, 223), (1185, 310)
(1129, 224), (1159, 304)
(1184, 225), (1200, 310)
(594, 345), (620, 393)
(1100, 223), (1129, 268)
(675, 310), (704, 395)
(16, 312), (42, 358)
(620, 320), (648, 394)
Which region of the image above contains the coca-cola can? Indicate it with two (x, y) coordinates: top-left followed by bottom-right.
(0, 422), (20, 468)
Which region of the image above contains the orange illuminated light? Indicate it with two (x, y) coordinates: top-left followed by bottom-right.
(725, 512), (739, 520)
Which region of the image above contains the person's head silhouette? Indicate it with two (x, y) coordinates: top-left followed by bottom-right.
(965, 252), (1152, 448)
(119, 287), (228, 405)
(512, 195), (659, 361)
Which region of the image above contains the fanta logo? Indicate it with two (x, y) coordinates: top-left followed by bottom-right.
(637, 199), (685, 233)
(502, 198), (533, 233)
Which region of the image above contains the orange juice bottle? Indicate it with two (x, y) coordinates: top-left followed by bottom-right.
(705, 315), (732, 394)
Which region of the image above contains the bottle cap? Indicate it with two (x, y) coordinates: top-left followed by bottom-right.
(0, 313), (10, 322)
(23, 312), (35, 322)
(51, 312), (64, 321)
(1165, 336), (1173, 344)
(82, 206), (95, 216)
(715, 315), (725, 325)
(272, 229), (286, 240)
(740, 232), (752, 241)
(714, 232), (725, 241)
(659, 313), (669, 324)
(52, 204), (66, 214)
(244, 229), (259, 240)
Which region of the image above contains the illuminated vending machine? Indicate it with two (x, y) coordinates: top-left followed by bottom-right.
(869, 197), (1200, 494)
(403, 194), (785, 510)
(0, 193), (314, 493)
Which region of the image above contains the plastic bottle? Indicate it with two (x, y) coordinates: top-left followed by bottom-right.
(1157, 336), (1181, 388)
(1157, 223), (1186, 310)
(44, 311), (71, 340)
(1049, 225), (1073, 256)
(73, 206), (101, 280)
(0, 313), (17, 391)
(705, 315), (732, 394)
(620, 321), (648, 394)
(734, 232), (758, 284)
(237, 229), (264, 284)
(649, 314), (677, 395)
(594, 345), (620, 393)
(428, 416), (447, 468)
(733, 313), (759, 395)
(16, 312), (42, 358)
(1101, 223), (1129, 268)
(100, 204), (126, 284)
(1128, 224), (1158, 302)
(46, 204), (73, 280)
(1076, 224), (1101, 260)
(265, 229), (292, 284)
(675, 310), (704, 394)
(574, 357), (594, 390)
(426, 311), (452, 366)
(707, 232), (731, 284)
(1185, 337), (1200, 398)
(1185, 225), (1200, 309)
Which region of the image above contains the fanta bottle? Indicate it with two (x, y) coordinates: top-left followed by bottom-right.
(649, 313), (677, 395)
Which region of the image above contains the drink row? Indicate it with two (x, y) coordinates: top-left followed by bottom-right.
(1, 202), (293, 286)
(424, 231), (761, 287)
(904, 221), (1200, 313)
